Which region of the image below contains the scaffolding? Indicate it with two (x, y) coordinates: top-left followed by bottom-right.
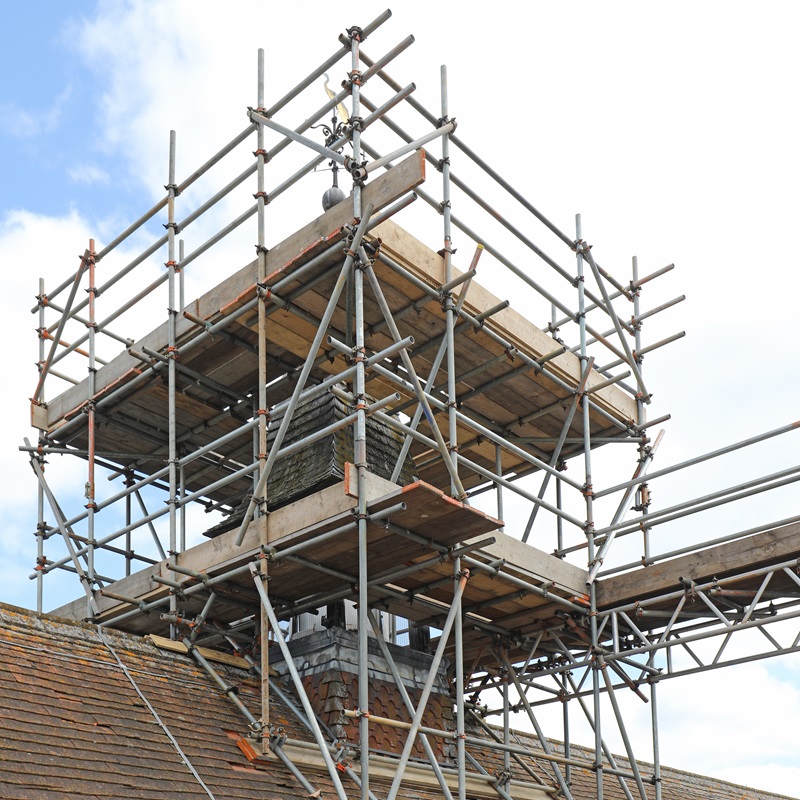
(24, 10), (800, 800)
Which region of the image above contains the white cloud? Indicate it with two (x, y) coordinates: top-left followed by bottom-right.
(4, 1), (800, 794)
(0, 208), (93, 608)
(0, 104), (39, 139)
(0, 83), (73, 139)
(67, 163), (110, 185)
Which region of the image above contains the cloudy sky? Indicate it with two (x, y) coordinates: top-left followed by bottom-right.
(2, 1), (800, 796)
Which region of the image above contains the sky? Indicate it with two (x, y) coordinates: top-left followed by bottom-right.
(2, 1), (800, 796)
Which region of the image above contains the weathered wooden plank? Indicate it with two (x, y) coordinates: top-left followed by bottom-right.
(146, 633), (257, 670)
(596, 521), (800, 608)
(473, 532), (589, 599)
(370, 219), (637, 425)
(44, 152), (426, 430)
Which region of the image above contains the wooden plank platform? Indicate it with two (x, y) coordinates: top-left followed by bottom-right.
(596, 520), (800, 610)
(37, 148), (637, 507)
(49, 465), (596, 656)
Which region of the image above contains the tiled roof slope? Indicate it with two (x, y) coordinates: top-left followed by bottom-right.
(0, 603), (342, 800)
(0, 602), (794, 800)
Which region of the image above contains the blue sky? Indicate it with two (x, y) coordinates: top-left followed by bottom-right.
(1, 3), (113, 215)
(2, 2), (800, 796)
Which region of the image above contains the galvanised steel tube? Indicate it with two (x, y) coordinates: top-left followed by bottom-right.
(596, 330), (686, 374)
(353, 44), (573, 248)
(390, 245), (481, 483)
(586, 429), (664, 582)
(366, 610), (455, 800)
(495, 444), (504, 527)
(595, 419), (800, 499)
(453, 561), (467, 800)
(597, 657), (649, 799)
(650, 682), (662, 800)
(29, 421), (261, 578)
(166, 131), (180, 640)
(86, 239), (98, 609)
(183, 637), (261, 731)
(501, 657), (573, 800)
(35, 302), (45, 607)
(250, 562), (350, 800)
(234, 203), (376, 546)
(385, 570), (469, 800)
(441, 65), (460, 506)
(33, 250), (90, 402)
(250, 109), (348, 166)
(582, 247), (649, 403)
(267, 502), (407, 564)
(363, 262), (468, 501)
(25, 440), (98, 615)
(589, 463), (800, 548)
(521, 363), (592, 543)
(370, 237), (631, 434)
(270, 741), (321, 798)
(370, 403), (585, 528)
(363, 121), (457, 176)
(348, 31), (372, 795)
(255, 47), (272, 747)
(575, 214), (603, 800)
(369, 360), (585, 492)
(254, 47), (269, 632)
(132, 489), (167, 560)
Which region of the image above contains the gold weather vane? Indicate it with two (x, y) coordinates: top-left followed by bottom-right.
(319, 74), (348, 211)
(323, 73), (349, 124)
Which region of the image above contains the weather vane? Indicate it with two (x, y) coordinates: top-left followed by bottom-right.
(319, 73), (349, 211)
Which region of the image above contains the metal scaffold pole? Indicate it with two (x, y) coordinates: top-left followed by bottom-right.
(86, 238), (98, 618)
(166, 130), (179, 639)
(22, 16), (800, 800)
(254, 46), (271, 753)
(347, 22), (373, 800)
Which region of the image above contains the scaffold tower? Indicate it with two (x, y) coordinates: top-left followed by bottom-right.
(24, 11), (800, 800)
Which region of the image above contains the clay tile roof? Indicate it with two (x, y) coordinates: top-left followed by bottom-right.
(0, 602), (793, 800)
(0, 603), (324, 799)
